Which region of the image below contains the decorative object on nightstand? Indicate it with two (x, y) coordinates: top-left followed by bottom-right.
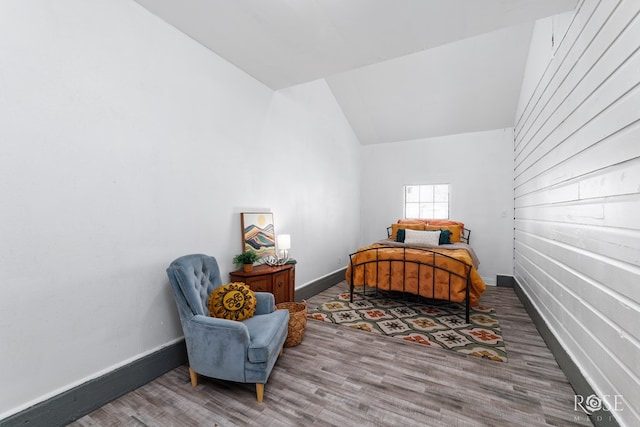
(230, 263), (295, 305)
(240, 212), (276, 258)
(277, 234), (291, 261)
(233, 249), (260, 272)
(264, 233), (293, 266)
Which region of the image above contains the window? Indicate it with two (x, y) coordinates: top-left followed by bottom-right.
(404, 184), (449, 219)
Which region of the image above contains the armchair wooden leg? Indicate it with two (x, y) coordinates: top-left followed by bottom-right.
(256, 383), (264, 402)
(189, 367), (198, 387)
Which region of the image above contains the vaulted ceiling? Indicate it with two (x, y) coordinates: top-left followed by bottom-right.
(134, 0), (577, 144)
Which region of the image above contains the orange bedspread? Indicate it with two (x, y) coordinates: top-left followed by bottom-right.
(345, 243), (486, 306)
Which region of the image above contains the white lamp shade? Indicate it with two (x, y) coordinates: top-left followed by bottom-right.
(277, 234), (291, 251)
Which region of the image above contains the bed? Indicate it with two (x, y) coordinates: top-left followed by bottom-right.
(346, 219), (486, 323)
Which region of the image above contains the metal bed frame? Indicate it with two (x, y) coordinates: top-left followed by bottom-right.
(348, 245), (473, 323)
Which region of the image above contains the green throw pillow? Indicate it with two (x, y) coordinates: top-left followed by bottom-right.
(439, 229), (452, 245)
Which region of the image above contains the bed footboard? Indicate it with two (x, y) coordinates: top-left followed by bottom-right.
(348, 245), (472, 323)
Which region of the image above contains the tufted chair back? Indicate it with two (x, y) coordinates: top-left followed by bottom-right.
(166, 254), (223, 317)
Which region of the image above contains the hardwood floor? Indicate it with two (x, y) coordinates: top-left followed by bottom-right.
(70, 282), (592, 426)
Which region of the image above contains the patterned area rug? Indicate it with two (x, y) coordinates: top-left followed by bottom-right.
(307, 287), (507, 362)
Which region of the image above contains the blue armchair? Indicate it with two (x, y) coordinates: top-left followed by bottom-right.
(166, 254), (289, 402)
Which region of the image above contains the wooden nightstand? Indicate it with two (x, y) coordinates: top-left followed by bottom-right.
(229, 263), (295, 304)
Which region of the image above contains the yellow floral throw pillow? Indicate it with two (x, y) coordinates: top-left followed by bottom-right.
(209, 282), (256, 321)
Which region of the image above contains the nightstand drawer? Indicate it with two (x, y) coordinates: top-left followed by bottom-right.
(229, 264), (295, 304)
(245, 277), (270, 293)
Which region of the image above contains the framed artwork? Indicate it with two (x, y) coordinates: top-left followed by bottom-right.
(240, 212), (276, 258)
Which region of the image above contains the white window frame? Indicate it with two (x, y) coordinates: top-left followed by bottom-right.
(403, 184), (450, 219)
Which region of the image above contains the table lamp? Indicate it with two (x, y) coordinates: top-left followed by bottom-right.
(277, 234), (291, 262)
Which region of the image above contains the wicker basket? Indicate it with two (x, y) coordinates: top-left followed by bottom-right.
(276, 301), (307, 347)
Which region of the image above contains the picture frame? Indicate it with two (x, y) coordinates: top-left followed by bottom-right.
(240, 212), (276, 258)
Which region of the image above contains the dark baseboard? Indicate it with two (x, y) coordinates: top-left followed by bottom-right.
(295, 268), (346, 301)
(496, 275), (515, 288)
(2, 269), (346, 427)
(1, 340), (187, 427)
(5, 275), (616, 426)
(513, 280), (620, 427)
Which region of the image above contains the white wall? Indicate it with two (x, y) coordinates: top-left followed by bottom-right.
(514, 1), (640, 425)
(0, 0), (361, 418)
(257, 80), (362, 279)
(515, 11), (574, 121)
(360, 129), (515, 285)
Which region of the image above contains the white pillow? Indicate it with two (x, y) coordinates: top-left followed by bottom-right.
(404, 229), (441, 246)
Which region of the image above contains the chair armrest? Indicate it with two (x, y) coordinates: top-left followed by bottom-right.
(186, 315), (251, 380)
(254, 292), (275, 315)
(190, 314), (250, 344)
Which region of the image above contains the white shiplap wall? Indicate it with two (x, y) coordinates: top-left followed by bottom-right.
(514, 0), (640, 425)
